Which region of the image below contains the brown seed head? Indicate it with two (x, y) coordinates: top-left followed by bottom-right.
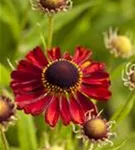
(0, 100), (10, 121)
(130, 72), (135, 83)
(0, 96), (15, 126)
(83, 118), (107, 140)
(40, 0), (66, 9)
(31, 0), (72, 14)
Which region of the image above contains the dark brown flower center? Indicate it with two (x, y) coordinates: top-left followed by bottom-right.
(83, 118), (107, 140)
(43, 60), (80, 90)
(40, 0), (66, 9)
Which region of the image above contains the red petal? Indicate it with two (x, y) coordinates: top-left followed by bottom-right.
(73, 47), (92, 64)
(45, 96), (59, 127)
(63, 52), (72, 60)
(69, 96), (84, 124)
(11, 80), (43, 94)
(82, 72), (110, 87)
(59, 96), (71, 125)
(17, 60), (42, 75)
(15, 89), (45, 108)
(83, 62), (106, 75)
(48, 47), (61, 61)
(26, 47), (48, 68)
(76, 92), (97, 116)
(11, 70), (40, 81)
(80, 85), (111, 101)
(24, 95), (52, 115)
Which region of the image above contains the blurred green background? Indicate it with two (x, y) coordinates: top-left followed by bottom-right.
(0, 0), (135, 150)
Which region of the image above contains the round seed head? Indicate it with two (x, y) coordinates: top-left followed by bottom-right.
(83, 118), (107, 140)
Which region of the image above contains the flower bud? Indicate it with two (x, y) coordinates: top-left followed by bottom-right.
(104, 28), (134, 58)
(83, 118), (108, 140)
(73, 110), (116, 149)
(0, 96), (16, 131)
(30, 0), (72, 14)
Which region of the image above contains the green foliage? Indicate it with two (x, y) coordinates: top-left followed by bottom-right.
(0, 130), (4, 150)
(0, 0), (135, 150)
(95, 137), (128, 150)
(111, 90), (135, 127)
(0, 63), (10, 88)
(17, 112), (38, 150)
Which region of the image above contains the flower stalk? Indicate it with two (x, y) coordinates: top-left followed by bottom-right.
(47, 15), (54, 50)
(0, 127), (9, 150)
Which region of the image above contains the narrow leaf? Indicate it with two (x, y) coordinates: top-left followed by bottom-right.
(17, 112), (38, 150)
(111, 90), (135, 128)
(0, 63), (10, 87)
(109, 138), (128, 150)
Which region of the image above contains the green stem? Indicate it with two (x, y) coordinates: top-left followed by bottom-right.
(47, 15), (54, 50)
(111, 89), (135, 129)
(123, 90), (135, 110)
(0, 127), (9, 150)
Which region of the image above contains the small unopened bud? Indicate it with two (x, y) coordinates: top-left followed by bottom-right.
(73, 110), (116, 149)
(30, 0), (72, 14)
(0, 96), (16, 131)
(104, 28), (134, 58)
(83, 118), (107, 140)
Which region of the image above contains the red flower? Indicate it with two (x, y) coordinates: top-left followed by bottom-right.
(10, 46), (111, 127)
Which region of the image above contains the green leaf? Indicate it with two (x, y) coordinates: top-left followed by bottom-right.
(0, 19), (17, 65)
(0, 128), (9, 150)
(0, 3), (20, 40)
(0, 63), (10, 87)
(98, 137), (128, 150)
(109, 138), (127, 150)
(9, 147), (19, 150)
(0, 133), (3, 150)
(17, 112), (38, 150)
(111, 90), (135, 128)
